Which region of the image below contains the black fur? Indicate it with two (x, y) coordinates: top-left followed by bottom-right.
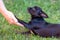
(16, 6), (60, 37)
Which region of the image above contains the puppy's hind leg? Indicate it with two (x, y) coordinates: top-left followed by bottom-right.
(21, 31), (31, 35)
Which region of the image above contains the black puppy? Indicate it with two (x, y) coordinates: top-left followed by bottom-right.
(16, 6), (60, 37)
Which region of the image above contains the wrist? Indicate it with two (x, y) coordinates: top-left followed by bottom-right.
(0, 9), (8, 14)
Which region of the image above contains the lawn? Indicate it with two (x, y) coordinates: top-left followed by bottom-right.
(0, 0), (60, 40)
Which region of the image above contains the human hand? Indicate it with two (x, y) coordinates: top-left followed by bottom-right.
(0, 0), (24, 27)
(6, 11), (24, 27)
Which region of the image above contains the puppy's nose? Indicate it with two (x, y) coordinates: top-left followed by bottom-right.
(28, 7), (32, 10)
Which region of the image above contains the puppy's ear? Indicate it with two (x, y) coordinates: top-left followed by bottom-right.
(41, 12), (48, 18)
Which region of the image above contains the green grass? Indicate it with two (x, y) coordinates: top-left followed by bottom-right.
(0, 0), (60, 40)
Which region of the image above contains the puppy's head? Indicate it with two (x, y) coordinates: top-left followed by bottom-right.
(28, 6), (48, 18)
